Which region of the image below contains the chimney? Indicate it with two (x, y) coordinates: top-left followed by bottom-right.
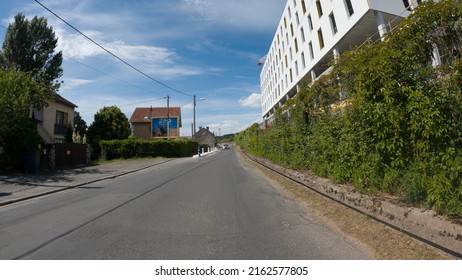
(206, 127), (209, 131)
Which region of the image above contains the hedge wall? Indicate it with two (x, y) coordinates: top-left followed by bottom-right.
(236, 1), (462, 216)
(100, 139), (198, 160)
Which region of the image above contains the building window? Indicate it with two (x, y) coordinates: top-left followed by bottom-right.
(290, 68), (293, 83)
(290, 23), (294, 37)
(307, 14), (313, 31)
(309, 42), (314, 59)
(344, 0), (354, 16)
(301, 52), (306, 69)
(56, 111), (68, 127)
(294, 38), (299, 53)
(316, 0), (323, 18)
(284, 17), (287, 29)
(403, 0), (413, 11)
(288, 7), (292, 18)
(301, 27), (306, 42)
(329, 12), (338, 35)
(295, 61), (299, 77)
(295, 12), (300, 26)
(285, 55), (288, 68)
(318, 28), (325, 49)
(301, 1), (307, 14)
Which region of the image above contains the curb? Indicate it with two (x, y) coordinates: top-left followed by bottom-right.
(242, 150), (462, 258)
(0, 159), (173, 207)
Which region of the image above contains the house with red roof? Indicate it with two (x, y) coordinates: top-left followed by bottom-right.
(129, 107), (182, 140)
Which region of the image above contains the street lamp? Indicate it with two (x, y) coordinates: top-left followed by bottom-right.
(193, 95), (205, 139)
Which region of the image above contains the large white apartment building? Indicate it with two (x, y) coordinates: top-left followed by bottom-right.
(261, 0), (425, 120)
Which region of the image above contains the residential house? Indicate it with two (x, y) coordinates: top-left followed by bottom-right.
(32, 93), (77, 144)
(195, 127), (215, 148)
(130, 107), (182, 140)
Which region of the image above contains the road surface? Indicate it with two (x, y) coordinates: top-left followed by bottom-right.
(0, 148), (369, 259)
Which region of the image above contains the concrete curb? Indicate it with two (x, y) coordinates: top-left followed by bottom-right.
(0, 159), (172, 207)
(243, 151), (462, 258)
(192, 148), (218, 158)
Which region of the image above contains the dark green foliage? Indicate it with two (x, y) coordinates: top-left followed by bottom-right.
(0, 69), (49, 170)
(100, 139), (198, 160)
(74, 111), (87, 136)
(0, 13), (63, 90)
(0, 13), (62, 170)
(236, 0), (462, 216)
(1, 117), (44, 170)
(216, 133), (235, 143)
(87, 106), (131, 158)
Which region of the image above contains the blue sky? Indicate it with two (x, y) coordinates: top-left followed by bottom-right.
(0, 0), (286, 136)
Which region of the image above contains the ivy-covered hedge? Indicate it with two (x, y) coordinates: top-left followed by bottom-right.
(100, 139), (198, 160)
(236, 1), (462, 216)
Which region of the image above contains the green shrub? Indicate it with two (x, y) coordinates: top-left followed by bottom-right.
(100, 139), (198, 160)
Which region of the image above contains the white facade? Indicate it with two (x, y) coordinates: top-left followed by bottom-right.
(261, 0), (424, 120)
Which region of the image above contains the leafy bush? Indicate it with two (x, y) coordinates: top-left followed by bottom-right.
(0, 69), (49, 171)
(100, 139), (198, 160)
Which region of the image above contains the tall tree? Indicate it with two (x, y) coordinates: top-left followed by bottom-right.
(0, 13), (63, 90)
(0, 69), (50, 169)
(74, 111), (88, 136)
(87, 106), (131, 157)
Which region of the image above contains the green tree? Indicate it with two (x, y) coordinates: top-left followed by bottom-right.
(0, 13), (63, 90)
(0, 69), (50, 169)
(74, 111), (88, 136)
(87, 106), (131, 157)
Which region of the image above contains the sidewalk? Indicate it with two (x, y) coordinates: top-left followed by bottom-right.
(0, 158), (172, 207)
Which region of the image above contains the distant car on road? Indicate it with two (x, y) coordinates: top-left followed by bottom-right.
(223, 144), (229, 150)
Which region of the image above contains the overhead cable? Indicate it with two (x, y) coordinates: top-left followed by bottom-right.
(34, 0), (194, 97)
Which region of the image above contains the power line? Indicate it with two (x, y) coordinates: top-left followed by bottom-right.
(34, 0), (194, 97)
(65, 55), (164, 97)
(78, 96), (168, 110)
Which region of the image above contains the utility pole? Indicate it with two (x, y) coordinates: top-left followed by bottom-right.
(149, 106), (152, 139)
(167, 95), (170, 140)
(193, 95), (196, 139)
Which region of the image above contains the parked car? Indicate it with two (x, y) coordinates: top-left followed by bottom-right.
(223, 144), (229, 150)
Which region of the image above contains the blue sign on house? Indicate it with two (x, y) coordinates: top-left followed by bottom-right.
(152, 117), (178, 138)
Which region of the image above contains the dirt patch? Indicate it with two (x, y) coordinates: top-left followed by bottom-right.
(238, 150), (453, 260)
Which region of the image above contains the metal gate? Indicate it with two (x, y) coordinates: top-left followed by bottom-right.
(54, 143), (87, 168)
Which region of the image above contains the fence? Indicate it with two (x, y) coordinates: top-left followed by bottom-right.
(40, 143), (88, 169)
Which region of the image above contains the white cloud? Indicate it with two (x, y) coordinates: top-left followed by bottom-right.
(239, 93), (261, 108)
(60, 78), (93, 91)
(180, 0), (286, 31)
(56, 26), (176, 64)
(56, 29), (105, 59)
(106, 42), (176, 64)
(182, 103), (194, 110)
(205, 120), (240, 135)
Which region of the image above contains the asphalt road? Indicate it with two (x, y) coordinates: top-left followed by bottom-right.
(0, 148), (370, 259)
